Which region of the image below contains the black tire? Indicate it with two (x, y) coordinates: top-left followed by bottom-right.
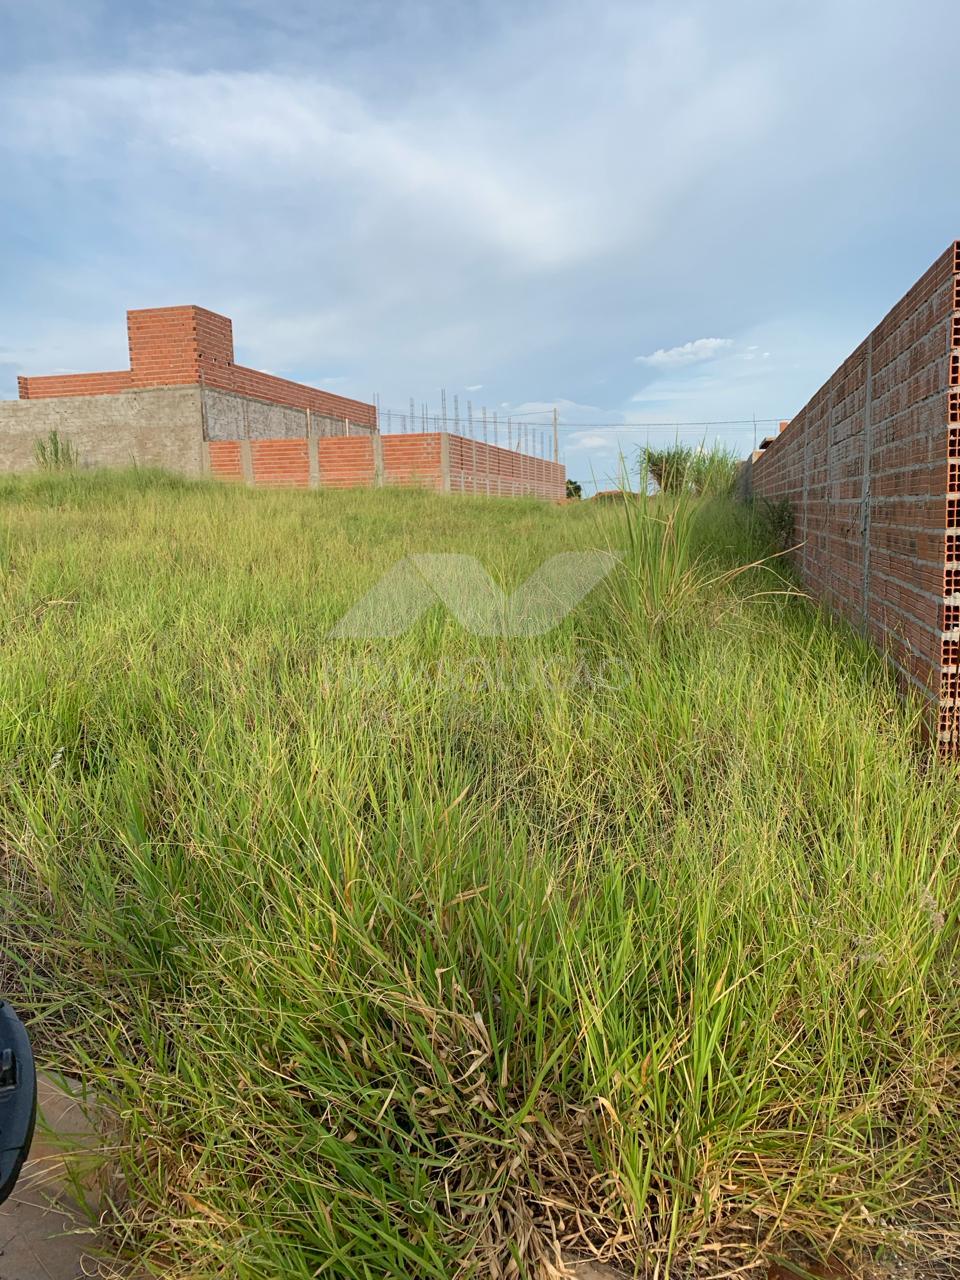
(0, 1001), (36, 1206)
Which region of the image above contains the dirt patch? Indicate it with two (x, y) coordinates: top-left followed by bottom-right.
(0, 1075), (133, 1280)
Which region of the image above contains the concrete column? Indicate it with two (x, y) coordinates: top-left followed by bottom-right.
(859, 334), (875, 626)
(308, 437), (320, 489)
(240, 440), (254, 485)
(200, 441), (211, 474)
(199, 377), (210, 442)
(372, 432), (385, 487)
(439, 432), (451, 493)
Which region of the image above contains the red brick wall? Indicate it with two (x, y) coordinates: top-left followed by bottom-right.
(751, 241), (957, 743)
(127, 305), (213, 386)
(18, 305), (377, 429)
(222, 364), (374, 424)
(208, 440), (244, 481)
(318, 436), (377, 488)
(251, 439), (310, 488)
(382, 434), (444, 489)
(17, 371), (132, 399)
(447, 435), (564, 500)
(207, 432), (565, 501)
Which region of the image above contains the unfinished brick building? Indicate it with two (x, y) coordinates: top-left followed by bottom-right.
(2, 306), (564, 500)
(744, 242), (960, 748)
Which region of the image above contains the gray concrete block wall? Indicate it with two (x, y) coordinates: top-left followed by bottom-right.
(203, 387), (308, 440)
(244, 399), (305, 440)
(202, 389), (246, 441)
(202, 386), (373, 442)
(0, 386), (205, 474)
(0, 383), (377, 478)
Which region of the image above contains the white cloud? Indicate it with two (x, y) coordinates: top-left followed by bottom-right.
(0, 70), (607, 272)
(634, 338), (734, 367)
(2, 0), (959, 468)
(569, 432), (613, 450)
(465, 384), (483, 391)
(509, 399), (602, 418)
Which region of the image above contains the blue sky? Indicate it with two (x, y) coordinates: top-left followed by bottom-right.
(2, 0), (957, 490)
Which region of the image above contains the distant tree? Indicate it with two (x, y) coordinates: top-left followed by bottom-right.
(566, 479), (583, 500)
(592, 489), (639, 502)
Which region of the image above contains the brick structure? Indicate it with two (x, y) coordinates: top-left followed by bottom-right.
(747, 242), (959, 747)
(207, 431), (564, 499)
(446, 434), (562, 497)
(3, 305), (565, 501)
(18, 305), (377, 428)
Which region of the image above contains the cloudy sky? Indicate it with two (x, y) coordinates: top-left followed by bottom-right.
(2, 0), (957, 489)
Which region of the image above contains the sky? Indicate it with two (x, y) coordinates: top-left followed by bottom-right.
(1, 0), (957, 491)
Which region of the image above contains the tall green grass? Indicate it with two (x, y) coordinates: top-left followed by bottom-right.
(641, 444), (741, 497)
(33, 429), (78, 471)
(0, 470), (957, 1278)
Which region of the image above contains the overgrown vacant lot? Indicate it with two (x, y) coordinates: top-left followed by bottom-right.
(0, 471), (958, 1279)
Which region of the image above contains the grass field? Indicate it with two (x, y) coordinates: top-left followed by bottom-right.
(0, 470), (958, 1279)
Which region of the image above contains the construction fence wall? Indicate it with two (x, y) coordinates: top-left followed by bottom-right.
(744, 241), (959, 747)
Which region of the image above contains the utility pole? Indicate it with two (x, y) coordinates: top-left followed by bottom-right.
(552, 406), (559, 464)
